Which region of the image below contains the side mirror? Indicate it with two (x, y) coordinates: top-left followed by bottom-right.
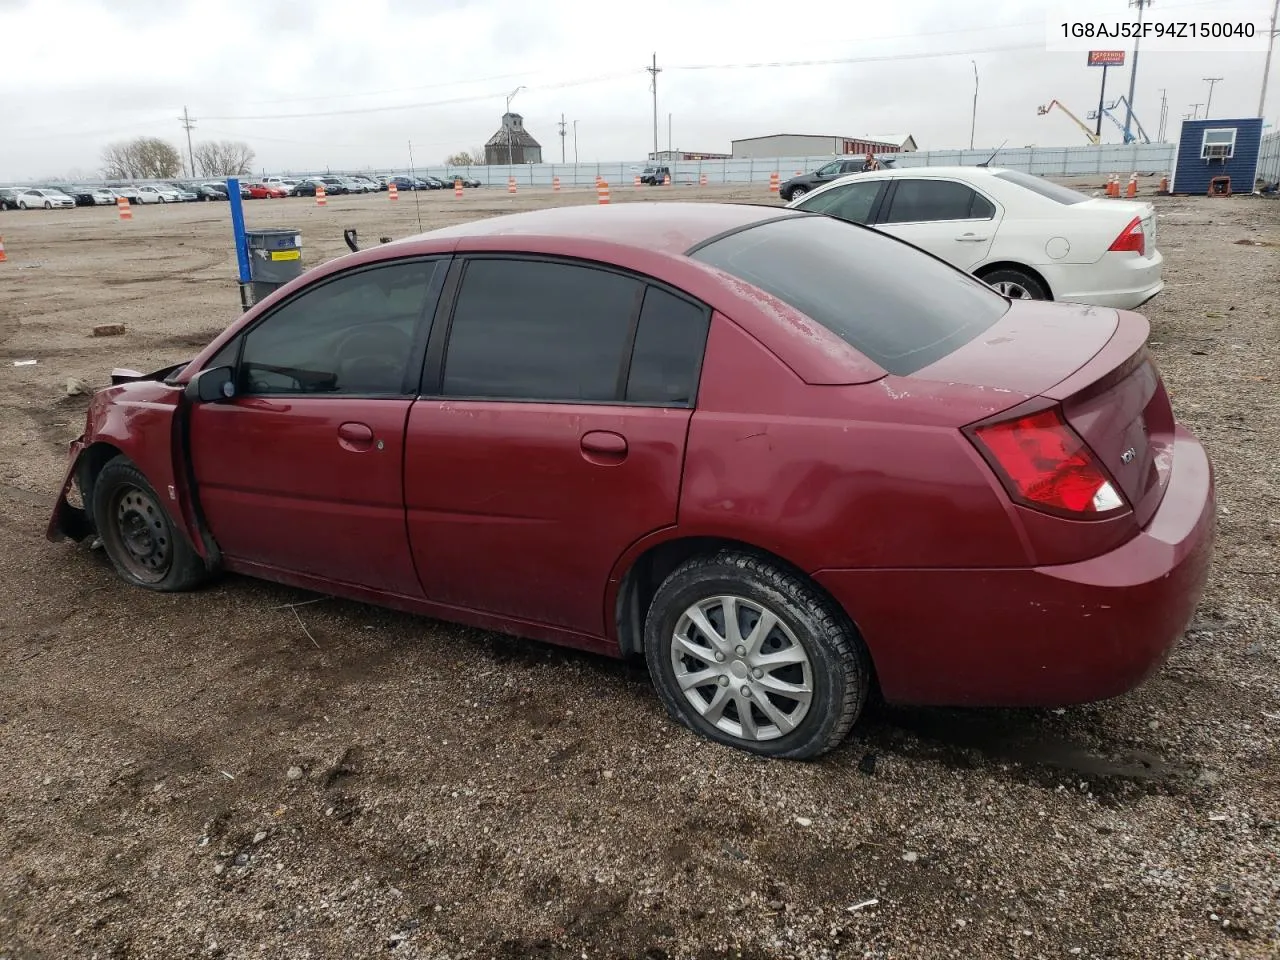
(184, 365), (235, 404)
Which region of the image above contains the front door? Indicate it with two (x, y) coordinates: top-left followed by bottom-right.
(404, 256), (712, 637)
(874, 177), (1000, 271)
(189, 258), (445, 595)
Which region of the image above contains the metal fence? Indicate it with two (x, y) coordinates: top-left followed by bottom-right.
(1259, 131), (1280, 185)
(370, 143), (1180, 188)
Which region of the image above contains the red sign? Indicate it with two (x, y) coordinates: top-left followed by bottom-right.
(1087, 50), (1126, 66)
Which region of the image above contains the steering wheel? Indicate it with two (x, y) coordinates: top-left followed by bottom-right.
(334, 323), (414, 392)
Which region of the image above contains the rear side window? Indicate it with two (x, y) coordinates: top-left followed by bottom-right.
(994, 170), (1089, 204)
(625, 287), (710, 405)
(442, 259), (641, 402)
(690, 214), (1009, 376)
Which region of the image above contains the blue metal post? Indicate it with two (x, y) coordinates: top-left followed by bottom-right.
(227, 178), (250, 283)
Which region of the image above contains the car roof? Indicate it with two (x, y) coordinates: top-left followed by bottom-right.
(398, 201), (795, 256)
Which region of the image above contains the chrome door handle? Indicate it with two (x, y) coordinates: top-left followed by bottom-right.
(955, 233), (989, 242)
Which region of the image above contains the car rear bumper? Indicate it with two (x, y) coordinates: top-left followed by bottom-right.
(813, 426), (1215, 707)
(1045, 251), (1164, 309)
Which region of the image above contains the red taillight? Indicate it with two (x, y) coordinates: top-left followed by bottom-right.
(1108, 216), (1145, 256)
(972, 407), (1126, 516)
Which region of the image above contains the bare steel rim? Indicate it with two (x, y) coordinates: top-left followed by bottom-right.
(992, 279), (1034, 299)
(104, 484), (172, 584)
(669, 595), (814, 743)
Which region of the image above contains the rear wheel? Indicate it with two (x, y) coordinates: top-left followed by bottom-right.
(982, 267), (1049, 300)
(644, 549), (871, 759)
(92, 457), (208, 592)
(787, 186), (807, 201)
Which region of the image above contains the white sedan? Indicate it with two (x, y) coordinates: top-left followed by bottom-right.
(785, 166), (1162, 309)
(135, 184), (181, 203)
(16, 188), (76, 210)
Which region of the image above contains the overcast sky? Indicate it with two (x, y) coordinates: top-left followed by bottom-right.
(2, 0), (1276, 179)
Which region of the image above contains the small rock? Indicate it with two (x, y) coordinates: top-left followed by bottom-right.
(1148, 720), (1160, 730)
(66, 378), (91, 397)
(233, 852), (249, 867)
(902, 851), (919, 863)
(795, 817), (813, 828)
(213, 864), (225, 876)
(767, 899), (784, 911)
(286, 766), (304, 781)
(252, 831), (268, 845)
(602, 770), (613, 780)
(92, 323), (126, 338)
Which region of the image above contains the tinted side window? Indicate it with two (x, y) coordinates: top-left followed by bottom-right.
(442, 259), (640, 402)
(884, 180), (984, 223)
(971, 192), (996, 219)
(625, 287), (710, 405)
(239, 261), (437, 396)
(799, 180), (883, 224)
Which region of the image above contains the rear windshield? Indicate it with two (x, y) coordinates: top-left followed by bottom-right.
(689, 214), (1009, 376)
(994, 170), (1090, 205)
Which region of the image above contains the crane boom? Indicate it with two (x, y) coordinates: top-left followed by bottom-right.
(1037, 100), (1101, 145)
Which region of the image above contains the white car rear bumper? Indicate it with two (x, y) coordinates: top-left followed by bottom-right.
(1042, 250), (1165, 310)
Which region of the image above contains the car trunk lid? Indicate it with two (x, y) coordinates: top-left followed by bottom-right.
(911, 301), (1173, 526)
(1076, 198), (1159, 259)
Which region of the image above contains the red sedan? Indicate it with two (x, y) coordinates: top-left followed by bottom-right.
(247, 183), (288, 199)
(46, 202), (1215, 759)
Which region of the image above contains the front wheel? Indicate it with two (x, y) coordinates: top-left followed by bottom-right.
(91, 456), (209, 592)
(44, 201), (53, 210)
(787, 186), (807, 201)
(982, 267), (1049, 301)
(644, 549), (871, 759)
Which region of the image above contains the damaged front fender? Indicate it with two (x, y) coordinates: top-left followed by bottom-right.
(45, 437), (94, 543)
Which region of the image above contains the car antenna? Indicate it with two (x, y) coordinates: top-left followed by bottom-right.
(976, 139), (1007, 168)
(407, 139), (424, 233)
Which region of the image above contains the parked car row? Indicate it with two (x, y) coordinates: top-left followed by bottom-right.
(1, 173), (485, 211)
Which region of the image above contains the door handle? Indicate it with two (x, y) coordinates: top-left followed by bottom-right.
(338, 421), (375, 451)
(580, 430), (627, 460)
(955, 233), (989, 242)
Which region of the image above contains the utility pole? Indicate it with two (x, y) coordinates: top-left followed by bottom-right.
(558, 113), (566, 163)
(970, 61), (979, 150)
(668, 112), (672, 159)
(179, 106), (196, 178)
(1123, 0), (1151, 144)
(1203, 77), (1223, 118)
(1190, 102), (1203, 119)
(647, 53), (661, 160)
(1157, 88), (1169, 141)
(1260, 0), (1279, 117)
(1095, 63), (1110, 139)
(573, 120), (579, 164)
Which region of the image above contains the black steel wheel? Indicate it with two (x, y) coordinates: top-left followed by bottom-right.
(91, 456), (209, 592)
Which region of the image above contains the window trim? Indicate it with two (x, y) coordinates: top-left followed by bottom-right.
(1200, 127), (1236, 160)
(221, 255), (449, 401)
(876, 177), (1000, 226)
(420, 252), (713, 409)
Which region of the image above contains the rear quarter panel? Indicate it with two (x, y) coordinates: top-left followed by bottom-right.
(678, 313), (1037, 571)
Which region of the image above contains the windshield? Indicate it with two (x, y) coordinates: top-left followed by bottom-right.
(689, 214), (1010, 376)
(994, 170), (1090, 204)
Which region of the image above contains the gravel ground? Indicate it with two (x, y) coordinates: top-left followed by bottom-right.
(0, 183), (1277, 960)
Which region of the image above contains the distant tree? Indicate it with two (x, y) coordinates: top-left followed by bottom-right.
(445, 151), (476, 166)
(192, 140), (256, 178)
(101, 137), (184, 179)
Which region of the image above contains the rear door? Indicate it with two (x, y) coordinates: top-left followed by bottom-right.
(188, 258), (446, 594)
(874, 177), (1000, 270)
(404, 255), (711, 637)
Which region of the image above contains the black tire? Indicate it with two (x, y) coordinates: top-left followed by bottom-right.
(787, 186), (807, 201)
(91, 456), (209, 592)
(644, 549), (871, 760)
(44, 201), (52, 210)
(981, 266), (1049, 301)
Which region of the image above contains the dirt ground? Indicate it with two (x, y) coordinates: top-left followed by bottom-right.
(0, 182), (1277, 960)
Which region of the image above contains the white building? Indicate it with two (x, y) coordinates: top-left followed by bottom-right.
(731, 133), (917, 159)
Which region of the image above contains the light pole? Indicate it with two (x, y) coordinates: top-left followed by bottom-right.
(970, 61), (978, 150)
(572, 120), (578, 164)
(505, 85), (525, 168)
(1260, 0), (1279, 117)
(1203, 77), (1223, 118)
(1123, 0), (1152, 144)
(1190, 102), (1203, 119)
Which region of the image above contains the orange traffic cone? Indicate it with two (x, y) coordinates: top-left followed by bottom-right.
(634, 175), (641, 188)
(507, 177), (517, 195)
(388, 182), (399, 201)
(699, 174), (707, 186)
(0, 236), (6, 263)
(117, 196), (132, 220)
(1125, 173), (1137, 198)
(1158, 173), (1170, 193)
(597, 180), (610, 205)
(552, 176), (561, 192)
(663, 173), (671, 186)
(316, 183), (327, 206)
(454, 179), (463, 197)
(769, 172), (780, 193)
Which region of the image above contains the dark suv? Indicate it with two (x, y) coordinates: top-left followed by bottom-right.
(639, 165), (671, 185)
(779, 157), (895, 201)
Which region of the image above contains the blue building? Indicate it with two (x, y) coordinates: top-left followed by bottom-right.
(1170, 117), (1264, 195)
